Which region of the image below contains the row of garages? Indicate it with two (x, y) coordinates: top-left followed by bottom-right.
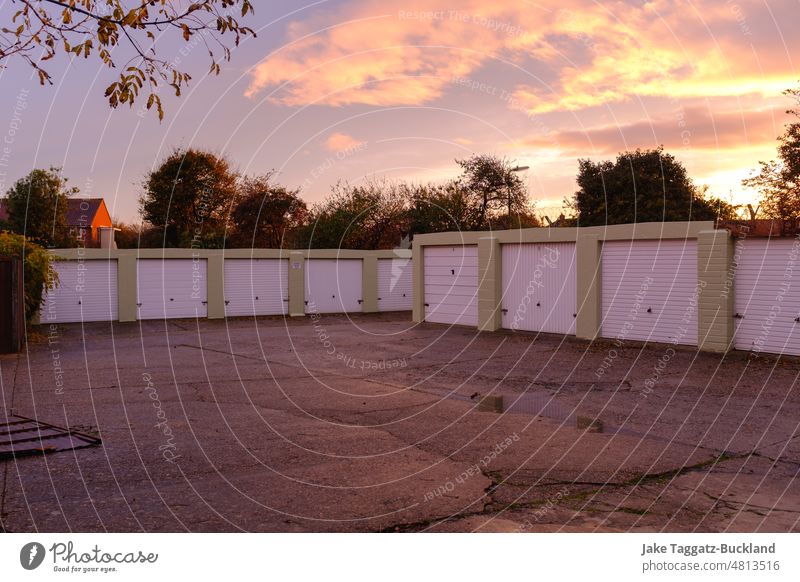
(41, 257), (412, 323)
(41, 232), (800, 357)
(421, 237), (800, 356)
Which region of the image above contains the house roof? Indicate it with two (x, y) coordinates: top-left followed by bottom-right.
(66, 198), (107, 227)
(0, 198), (111, 227)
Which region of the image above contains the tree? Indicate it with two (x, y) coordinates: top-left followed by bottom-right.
(298, 180), (408, 249)
(743, 85), (800, 219)
(0, 1), (255, 120)
(491, 210), (541, 230)
(692, 186), (738, 221)
(139, 148), (238, 248)
(455, 154), (530, 230)
(229, 175), (308, 248)
(570, 147), (730, 226)
(112, 220), (145, 249)
(0, 231), (57, 322)
(743, 161), (799, 219)
(407, 182), (475, 236)
(4, 167), (78, 247)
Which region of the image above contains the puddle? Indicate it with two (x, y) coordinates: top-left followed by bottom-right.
(414, 385), (702, 448)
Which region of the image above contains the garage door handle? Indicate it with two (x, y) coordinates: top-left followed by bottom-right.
(734, 313), (744, 319)
(304, 300), (309, 305)
(358, 299), (363, 304)
(78, 300), (81, 305)
(451, 269), (455, 275)
(536, 302), (540, 307)
(795, 317), (799, 323)
(501, 308), (508, 314)
(224, 300), (230, 305)
(424, 303), (429, 307)
(646, 307), (652, 313)
(136, 302), (142, 307)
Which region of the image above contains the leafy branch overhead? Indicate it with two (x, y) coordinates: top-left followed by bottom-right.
(0, 1), (256, 120)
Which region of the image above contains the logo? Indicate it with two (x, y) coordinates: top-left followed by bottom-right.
(20, 542), (46, 570)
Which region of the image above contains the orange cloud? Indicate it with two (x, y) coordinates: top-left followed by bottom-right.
(324, 132), (364, 151)
(245, 1), (500, 106)
(246, 0), (799, 117)
(520, 105), (790, 155)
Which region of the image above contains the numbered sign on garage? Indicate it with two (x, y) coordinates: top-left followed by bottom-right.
(424, 245), (478, 326)
(501, 242), (577, 334)
(601, 240), (698, 345)
(734, 238), (800, 355)
(377, 258), (412, 311)
(224, 259), (288, 317)
(41, 260), (118, 323)
(137, 259), (207, 320)
(305, 259), (363, 314)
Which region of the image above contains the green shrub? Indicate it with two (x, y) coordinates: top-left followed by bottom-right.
(0, 231), (57, 322)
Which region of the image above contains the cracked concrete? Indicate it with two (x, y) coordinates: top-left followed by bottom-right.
(1, 313), (798, 532)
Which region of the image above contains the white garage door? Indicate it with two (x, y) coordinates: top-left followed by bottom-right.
(137, 259), (207, 320)
(305, 259), (362, 314)
(601, 240), (698, 345)
(41, 260), (118, 323)
(224, 259), (288, 317)
(378, 258), (412, 311)
(734, 238), (800, 355)
(424, 246), (478, 326)
(501, 243), (577, 334)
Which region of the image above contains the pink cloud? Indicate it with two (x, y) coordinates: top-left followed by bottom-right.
(324, 132), (364, 151)
(246, 0), (799, 116)
(520, 105), (791, 154)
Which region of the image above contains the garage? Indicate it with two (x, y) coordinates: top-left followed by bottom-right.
(501, 242), (577, 334)
(137, 259), (207, 320)
(41, 260), (118, 323)
(377, 258), (413, 311)
(601, 240), (698, 345)
(733, 238), (800, 355)
(424, 245), (478, 326)
(224, 259), (288, 317)
(305, 259), (363, 314)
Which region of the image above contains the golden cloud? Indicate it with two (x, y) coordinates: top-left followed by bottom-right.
(246, 0), (799, 116)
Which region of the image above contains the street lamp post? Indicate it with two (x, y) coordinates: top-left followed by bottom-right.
(508, 165), (530, 217)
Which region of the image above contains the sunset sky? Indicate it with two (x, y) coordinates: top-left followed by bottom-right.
(0, 0), (797, 221)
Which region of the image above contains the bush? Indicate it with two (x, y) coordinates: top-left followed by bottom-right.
(0, 231), (57, 321)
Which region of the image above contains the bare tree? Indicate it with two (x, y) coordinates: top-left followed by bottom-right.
(455, 154), (530, 230)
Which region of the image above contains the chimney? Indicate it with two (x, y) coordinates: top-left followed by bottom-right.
(98, 227), (118, 249)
